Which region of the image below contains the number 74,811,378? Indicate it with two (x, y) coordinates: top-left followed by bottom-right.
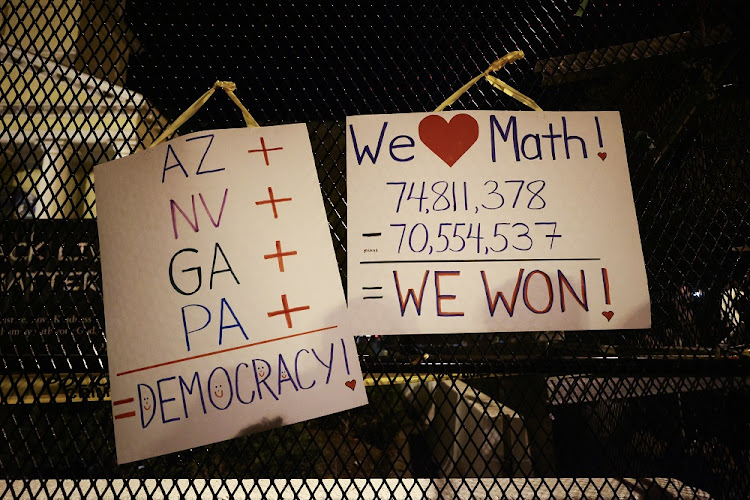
(386, 180), (547, 214)
(389, 222), (561, 255)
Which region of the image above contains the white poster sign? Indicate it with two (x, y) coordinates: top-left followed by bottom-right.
(95, 125), (367, 463)
(346, 111), (650, 334)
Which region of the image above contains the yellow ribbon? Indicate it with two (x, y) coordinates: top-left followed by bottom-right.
(150, 80), (259, 148)
(434, 51), (543, 112)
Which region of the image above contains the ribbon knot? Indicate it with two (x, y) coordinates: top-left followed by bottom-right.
(150, 80), (259, 148)
(435, 50), (542, 112)
(214, 80), (237, 92)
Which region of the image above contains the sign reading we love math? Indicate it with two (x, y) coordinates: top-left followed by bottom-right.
(347, 111), (651, 335)
(95, 125), (367, 463)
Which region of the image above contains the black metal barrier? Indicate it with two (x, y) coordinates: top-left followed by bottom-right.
(1, 1), (748, 498)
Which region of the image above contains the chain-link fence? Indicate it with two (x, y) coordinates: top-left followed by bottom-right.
(1, 0), (749, 498)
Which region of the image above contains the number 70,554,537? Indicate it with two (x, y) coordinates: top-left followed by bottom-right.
(389, 221), (561, 254)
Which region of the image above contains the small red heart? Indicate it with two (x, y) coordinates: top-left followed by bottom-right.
(418, 114), (479, 167)
(345, 380), (357, 391)
(598, 152), (607, 161)
(602, 311), (614, 321)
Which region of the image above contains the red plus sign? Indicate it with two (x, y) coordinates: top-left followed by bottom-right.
(248, 137), (283, 166)
(264, 240), (298, 272)
(254, 186), (292, 218)
(267, 294), (310, 329)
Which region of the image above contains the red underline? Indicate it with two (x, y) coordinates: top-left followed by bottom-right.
(116, 325), (338, 377)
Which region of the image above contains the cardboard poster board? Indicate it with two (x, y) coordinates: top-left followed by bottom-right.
(346, 111), (650, 334)
(95, 125), (367, 463)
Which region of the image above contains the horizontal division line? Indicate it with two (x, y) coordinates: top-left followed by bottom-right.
(117, 325), (338, 377)
(360, 258), (602, 264)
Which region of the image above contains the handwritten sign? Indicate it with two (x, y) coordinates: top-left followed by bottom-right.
(346, 111), (650, 334)
(95, 125), (367, 463)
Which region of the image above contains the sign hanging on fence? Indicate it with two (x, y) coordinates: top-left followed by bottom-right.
(346, 111), (651, 335)
(95, 125), (367, 463)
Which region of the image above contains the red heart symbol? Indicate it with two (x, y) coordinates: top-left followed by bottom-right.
(418, 114), (479, 167)
(598, 152), (607, 161)
(345, 380), (357, 391)
(602, 311), (614, 321)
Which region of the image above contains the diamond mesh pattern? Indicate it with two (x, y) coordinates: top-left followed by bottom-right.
(1, 0), (749, 498)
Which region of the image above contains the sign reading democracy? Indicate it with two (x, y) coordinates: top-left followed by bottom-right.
(95, 125), (367, 463)
(346, 111), (651, 334)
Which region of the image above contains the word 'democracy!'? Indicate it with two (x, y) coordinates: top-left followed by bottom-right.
(95, 125), (367, 463)
(347, 111), (650, 335)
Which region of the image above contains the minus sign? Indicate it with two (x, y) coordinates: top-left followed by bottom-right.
(363, 296), (383, 300)
(362, 233), (382, 237)
(362, 286), (382, 290)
